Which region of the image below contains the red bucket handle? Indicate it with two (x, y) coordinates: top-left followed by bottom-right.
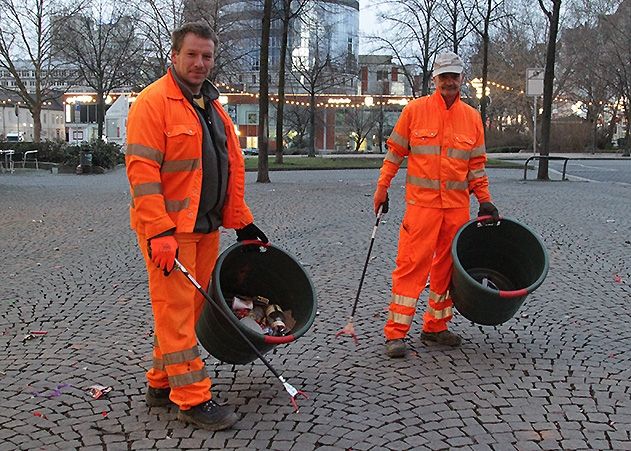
(239, 239), (271, 247)
(476, 214), (502, 223)
(263, 334), (296, 344)
(498, 288), (529, 298)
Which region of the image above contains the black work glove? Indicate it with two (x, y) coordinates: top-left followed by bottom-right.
(380, 193), (389, 215)
(478, 202), (500, 224)
(236, 223), (269, 243)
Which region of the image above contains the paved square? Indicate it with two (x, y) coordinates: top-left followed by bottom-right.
(0, 166), (630, 450)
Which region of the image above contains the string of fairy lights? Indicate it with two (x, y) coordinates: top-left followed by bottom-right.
(0, 81), (617, 110)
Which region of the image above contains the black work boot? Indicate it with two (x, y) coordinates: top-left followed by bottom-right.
(385, 339), (407, 358)
(145, 387), (173, 407)
(421, 330), (462, 347)
(177, 399), (238, 431)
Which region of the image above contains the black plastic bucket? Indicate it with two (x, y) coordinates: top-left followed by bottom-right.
(196, 240), (317, 364)
(451, 217), (549, 326)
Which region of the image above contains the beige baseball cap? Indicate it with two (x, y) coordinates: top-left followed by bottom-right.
(432, 51), (464, 77)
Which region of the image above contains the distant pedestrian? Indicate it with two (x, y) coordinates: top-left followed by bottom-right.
(125, 21), (267, 430)
(373, 51), (499, 358)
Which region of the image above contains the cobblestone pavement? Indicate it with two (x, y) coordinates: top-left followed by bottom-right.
(1, 166), (630, 450)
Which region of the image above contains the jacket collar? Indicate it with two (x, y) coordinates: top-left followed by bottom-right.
(431, 89), (461, 111)
(167, 67), (219, 102)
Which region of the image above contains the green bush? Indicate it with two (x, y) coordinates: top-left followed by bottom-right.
(0, 139), (122, 169)
(72, 141), (122, 169)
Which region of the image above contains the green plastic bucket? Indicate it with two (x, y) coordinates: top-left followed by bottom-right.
(196, 241), (317, 364)
(451, 217), (549, 326)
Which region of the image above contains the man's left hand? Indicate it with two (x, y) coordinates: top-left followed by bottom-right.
(478, 202), (500, 224)
(236, 223), (269, 243)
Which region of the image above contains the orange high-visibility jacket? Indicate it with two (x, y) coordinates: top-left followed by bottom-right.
(378, 91), (492, 208)
(126, 69), (253, 239)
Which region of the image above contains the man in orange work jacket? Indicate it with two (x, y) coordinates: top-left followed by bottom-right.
(374, 51), (500, 358)
(125, 22), (268, 430)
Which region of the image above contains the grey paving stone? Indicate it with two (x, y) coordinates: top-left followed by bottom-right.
(1, 167), (631, 450)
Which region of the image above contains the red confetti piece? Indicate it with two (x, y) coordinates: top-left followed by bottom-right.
(614, 275), (622, 283)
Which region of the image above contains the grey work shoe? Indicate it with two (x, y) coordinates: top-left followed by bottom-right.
(146, 387), (173, 407)
(421, 330), (462, 347)
(385, 339), (407, 358)
(177, 399), (239, 431)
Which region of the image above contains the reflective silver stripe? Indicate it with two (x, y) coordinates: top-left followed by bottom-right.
(130, 198), (135, 208)
(152, 357), (165, 370)
(391, 294), (418, 308)
(406, 175), (440, 190)
(429, 290), (449, 303)
(161, 159), (200, 173)
(133, 182), (162, 197)
(164, 197), (190, 212)
(384, 150), (404, 165)
(387, 311), (414, 325)
(162, 346), (200, 366)
(410, 145), (440, 155)
(426, 305), (453, 319)
(168, 369), (208, 388)
(153, 335), (159, 347)
(468, 168), (487, 180)
(389, 131), (409, 149)
(447, 148), (471, 160)
(126, 143), (164, 164)
(471, 145), (486, 158)
(445, 180), (468, 190)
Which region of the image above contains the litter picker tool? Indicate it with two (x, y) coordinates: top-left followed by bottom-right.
(174, 256), (307, 412)
(336, 197), (388, 344)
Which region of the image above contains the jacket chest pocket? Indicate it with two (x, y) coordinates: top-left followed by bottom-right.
(453, 133), (475, 150)
(164, 125), (198, 157)
(410, 128), (439, 148)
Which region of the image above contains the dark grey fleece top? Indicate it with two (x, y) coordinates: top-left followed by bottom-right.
(172, 69), (229, 233)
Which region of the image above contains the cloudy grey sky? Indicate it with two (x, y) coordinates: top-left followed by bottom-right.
(358, 0), (381, 53)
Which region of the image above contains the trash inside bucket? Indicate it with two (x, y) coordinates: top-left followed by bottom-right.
(196, 241), (317, 364)
(451, 217), (549, 326)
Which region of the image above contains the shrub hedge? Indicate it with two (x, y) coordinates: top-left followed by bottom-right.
(0, 140), (123, 169)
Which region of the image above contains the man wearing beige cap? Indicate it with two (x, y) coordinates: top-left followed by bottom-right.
(373, 51), (500, 358)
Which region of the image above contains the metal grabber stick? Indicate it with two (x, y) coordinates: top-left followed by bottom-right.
(336, 201), (387, 344)
(174, 257), (307, 412)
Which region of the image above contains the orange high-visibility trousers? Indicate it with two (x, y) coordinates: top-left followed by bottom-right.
(137, 231), (219, 410)
(384, 206), (469, 340)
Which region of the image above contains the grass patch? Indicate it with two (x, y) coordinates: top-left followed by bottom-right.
(244, 155), (523, 171)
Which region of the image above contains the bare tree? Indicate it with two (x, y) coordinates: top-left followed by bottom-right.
(536, 0), (562, 180)
(436, 0), (471, 53)
(364, 35), (421, 98)
(342, 107), (380, 152)
(257, 0), (272, 183)
(376, 0), (441, 96)
(597, 0), (631, 156)
(133, 0), (184, 86)
(0, 0), (85, 142)
(275, 0), (309, 164)
(290, 20), (355, 156)
(59, 3), (144, 142)
(463, 0), (509, 128)
(283, 104), (310, 151)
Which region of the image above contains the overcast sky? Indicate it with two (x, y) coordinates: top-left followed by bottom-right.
(358, 0), (380, 54)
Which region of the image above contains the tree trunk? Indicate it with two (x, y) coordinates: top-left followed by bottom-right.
(623, 100), (631, 157)
(537, 0), (561, 180)
(378, 103), (384, 153)
(308, 91), (316, 157)
(275, 4), (290, 164)
(31, 103), (42, 144)
(257, 0), (272, 183)
(97, 91), (105, 142)
(480, 0), (491, 129)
